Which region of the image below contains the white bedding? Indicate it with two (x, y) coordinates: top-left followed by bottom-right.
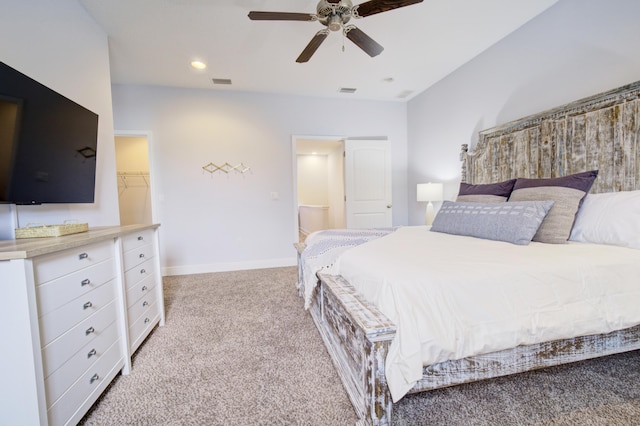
(334, 226), (640, 402)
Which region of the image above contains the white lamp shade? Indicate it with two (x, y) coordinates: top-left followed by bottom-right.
(417, 182), (443, 202)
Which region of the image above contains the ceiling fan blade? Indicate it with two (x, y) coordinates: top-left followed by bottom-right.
(355, 0), (423, 18)
(248, 11), (315, 21)
(345, 26), (384, 57)
(296, 30), (329, 63)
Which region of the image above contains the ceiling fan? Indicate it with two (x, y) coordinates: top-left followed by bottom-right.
(248, 0), (424, 63)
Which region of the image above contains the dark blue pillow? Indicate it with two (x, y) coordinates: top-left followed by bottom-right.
(456, 179), (517, 203)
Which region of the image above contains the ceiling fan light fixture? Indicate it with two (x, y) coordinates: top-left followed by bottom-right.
(328, 14), (342, 31)
(248, 0), (424, 62)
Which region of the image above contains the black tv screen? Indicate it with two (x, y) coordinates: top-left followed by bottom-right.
(0, 62), (98, 204)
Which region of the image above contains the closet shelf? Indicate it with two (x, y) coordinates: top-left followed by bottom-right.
(118, 171), (150, 189)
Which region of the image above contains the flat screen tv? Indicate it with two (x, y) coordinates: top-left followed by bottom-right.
(0, 61), (98, 205)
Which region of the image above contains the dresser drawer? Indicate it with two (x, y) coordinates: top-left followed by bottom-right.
(122, 242), (154, 272)
(126, 273), (156, 308)
(128, 289), (157, 324)
(45, 321), (120, 406)
(129, 302), (159, 350)
(34, 240), (114, 285)
(37, 258), (116, 317)
(124, 257), (155, 290)
(47, 339), (123, 426)
(39, 280), (116, 347)
(121, 229), (155, 252)
(42, 300), (118, 379)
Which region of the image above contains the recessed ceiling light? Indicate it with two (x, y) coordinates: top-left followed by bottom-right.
(191, 61), (207, 70)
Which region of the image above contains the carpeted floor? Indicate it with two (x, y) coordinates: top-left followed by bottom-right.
(80, 267), (640, 425)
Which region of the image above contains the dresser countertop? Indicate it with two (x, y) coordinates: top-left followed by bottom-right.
(0, 224), (160, 261)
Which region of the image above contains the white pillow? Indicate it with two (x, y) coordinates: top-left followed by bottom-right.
(569, 190), (640, 249)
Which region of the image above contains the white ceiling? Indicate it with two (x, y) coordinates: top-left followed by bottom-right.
(79, 0), (559, 102)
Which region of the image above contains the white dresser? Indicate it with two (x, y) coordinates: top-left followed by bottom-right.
(0, 224), (164, 426)
(120, 228), (162, 353)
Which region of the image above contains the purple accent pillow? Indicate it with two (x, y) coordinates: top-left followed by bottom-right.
(508, 170), (598, 243)
(456, 179), (517, 203)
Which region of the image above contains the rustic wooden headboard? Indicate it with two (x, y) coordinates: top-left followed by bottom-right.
(461, 81), (640, 193)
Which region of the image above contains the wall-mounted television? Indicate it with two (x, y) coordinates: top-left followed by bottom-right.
(0, 61), (98, 205)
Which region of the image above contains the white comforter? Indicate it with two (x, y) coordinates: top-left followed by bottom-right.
(334, 226), (640, 402)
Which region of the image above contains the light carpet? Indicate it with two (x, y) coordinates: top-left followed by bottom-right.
(80, 267), (640, 425)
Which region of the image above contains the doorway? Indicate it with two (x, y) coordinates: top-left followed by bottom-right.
(294, 137), (345, 242)
(292, 136), (393, 243)
(114, 133), (153, 225)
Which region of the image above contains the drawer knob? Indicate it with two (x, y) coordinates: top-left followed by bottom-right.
(78, 252), (89, 260)
(140, 269), (146, 274)
(85, 326), (95, 335)
(141, 285), (148, 292)
(144, 317), (150, 324)
(142, 301), (149, 307)
(137, 236), (144, 241)
(83, 301), (93, 310)
(87, 348), (97, 358)
(81, 278), (91, 287)
(90, 373), (100, 384)
(139, 253), (145, 259)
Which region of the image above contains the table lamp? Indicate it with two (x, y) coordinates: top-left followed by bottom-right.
(417, 182), (443, 225)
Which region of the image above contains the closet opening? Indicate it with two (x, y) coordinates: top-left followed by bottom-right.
(115, 133), (153, 225)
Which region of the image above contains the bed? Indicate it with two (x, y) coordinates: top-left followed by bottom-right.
(295, 80), (640, 426)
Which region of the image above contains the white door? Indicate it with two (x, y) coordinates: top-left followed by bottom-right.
(344, 139), (392, 228)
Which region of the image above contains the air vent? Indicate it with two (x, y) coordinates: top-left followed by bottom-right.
(338, 87), (357, 94)
(212, 78), (232, 85)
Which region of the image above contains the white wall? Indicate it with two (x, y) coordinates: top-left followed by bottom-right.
(327, 144), (345, 229)
(0, 0), (119, 238)
(407, 0), (640, 225)
(297, 155), (329, 206)
(111, 85), (408, 275)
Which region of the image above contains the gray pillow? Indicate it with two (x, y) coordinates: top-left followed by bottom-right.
(508, 170), (598, 244)
(456, 179), (517, 203)
(430, 200), (554, 245)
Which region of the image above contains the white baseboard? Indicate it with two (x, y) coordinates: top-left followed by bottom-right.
(161, 256), (297, 276)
